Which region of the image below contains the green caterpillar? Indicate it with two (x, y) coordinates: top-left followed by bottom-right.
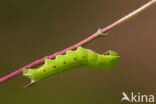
(23, 46), (120, 86)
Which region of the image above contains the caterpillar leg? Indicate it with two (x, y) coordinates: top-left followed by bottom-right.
(24, 81), (35, 88)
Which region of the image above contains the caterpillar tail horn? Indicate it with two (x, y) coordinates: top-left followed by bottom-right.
(24, 81), (35, 88)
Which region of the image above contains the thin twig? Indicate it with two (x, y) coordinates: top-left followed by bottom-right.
(0, 0), (156, 84)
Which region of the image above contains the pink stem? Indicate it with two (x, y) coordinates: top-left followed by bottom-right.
(0, 0), (155, 84)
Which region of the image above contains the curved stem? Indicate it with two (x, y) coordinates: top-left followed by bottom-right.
(0, 0), (156, 84)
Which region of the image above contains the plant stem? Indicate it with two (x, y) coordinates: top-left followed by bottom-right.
(0, 0), (156, 84)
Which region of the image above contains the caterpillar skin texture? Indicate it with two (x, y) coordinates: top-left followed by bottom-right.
(23, 47), (120, 83)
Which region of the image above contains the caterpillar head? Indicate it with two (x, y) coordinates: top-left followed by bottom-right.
(104, 50), (119, 56)
(92, 50), (120, 70)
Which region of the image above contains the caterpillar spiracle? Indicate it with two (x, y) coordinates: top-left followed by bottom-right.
(23, 46), (120, 87)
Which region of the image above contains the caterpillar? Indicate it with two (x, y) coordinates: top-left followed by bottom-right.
(23, 46), (120, 87)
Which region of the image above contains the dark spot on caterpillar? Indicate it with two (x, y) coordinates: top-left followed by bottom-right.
(73, 58), (77, 61)
(53, 65), (56, 68)
(43, 69), (46, 72)
(82, 56), (85, 58)
(63, 61), (66, 64)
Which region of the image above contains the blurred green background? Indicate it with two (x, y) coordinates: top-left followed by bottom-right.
(0, 0), (156, 104)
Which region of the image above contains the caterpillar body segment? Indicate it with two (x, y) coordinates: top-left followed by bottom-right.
(23, 47), (120, 85)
